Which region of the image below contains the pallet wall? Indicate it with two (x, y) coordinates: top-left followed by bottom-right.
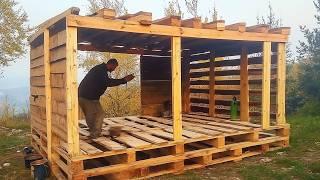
(140, 55), (172, 116)
(186, 50), (277, 122)
(30, 42), (48, 155)
(30, 29), (68, 157)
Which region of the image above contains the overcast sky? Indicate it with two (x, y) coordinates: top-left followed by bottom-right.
(0, 0), (316, 89)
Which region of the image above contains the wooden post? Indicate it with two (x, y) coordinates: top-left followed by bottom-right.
(182, 53), (191, 113)
(44, 29), (52, 162)
(208, 52), (216, 117)
(66, 26), (80, 156)
(262, 42), (271, 129)
(277, 43), (286, 125)
(171, 36), (183, 141)
(240, 47), (249, 121)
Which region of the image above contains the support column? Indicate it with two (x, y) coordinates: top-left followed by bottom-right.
(240, 47), (249, 121)
(182, 53), (191, 113)
(66, 26), (80, 156)
(44, 29), (52, 161)
(277, 43), (286, 125)
(171, 36), (183, 141)
(209, 52), (216, 117)
(262, 42), (271, 129)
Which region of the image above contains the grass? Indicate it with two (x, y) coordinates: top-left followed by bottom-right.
(0, 115), (320, 179)
(156, 115), (320, 180)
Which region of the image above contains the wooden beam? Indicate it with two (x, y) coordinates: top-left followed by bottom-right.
(89, 8), (116, 19)
(171, 36), (183, 141)
(262, 42), (271, 129)
(66, 26), (80, 156)
(181, 18), (202, 28)
(208, 52), (216, 117)
(182, 53), (191, 113)
(153, 16), (181, 26)
(269, 27), (291, 35)
(29, 7), (80, 43)
(203, 20), (225, 31)
(240, 47), (249, 121)
(246, 24), (270, 33)
(226, 22), (246, 32)
(44, 29), (52, 162)
(118, 11), (152, 25)
(277, 43), (286, 125)
(67, 15), (289, 42)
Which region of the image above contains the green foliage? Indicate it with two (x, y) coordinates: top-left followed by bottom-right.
(164, 0), (183, 17)
(87, 0), (127, 15)
(0, 0), (29, 73)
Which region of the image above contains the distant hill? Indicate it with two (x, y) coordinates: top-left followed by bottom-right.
(0, 86), (30, 112)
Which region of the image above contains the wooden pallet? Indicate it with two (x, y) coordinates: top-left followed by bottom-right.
(49, 114), (289, 179)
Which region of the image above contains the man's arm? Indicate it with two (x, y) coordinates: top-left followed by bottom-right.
(108, 78), (127, 87)
(107, 74), (135, 87)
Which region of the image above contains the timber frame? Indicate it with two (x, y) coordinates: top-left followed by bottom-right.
(29, 7), (290, 179)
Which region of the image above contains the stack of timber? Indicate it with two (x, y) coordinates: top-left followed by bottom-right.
(51, 114), (289, 179)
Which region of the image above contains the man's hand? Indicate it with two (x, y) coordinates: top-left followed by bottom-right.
(124, 74), (135, 82)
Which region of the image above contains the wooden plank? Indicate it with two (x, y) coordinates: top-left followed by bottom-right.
(246, 24), (269, 33)
(129, 131), (168, 144)
(31, 66), (44, 77)
(118, 11), (152, 24)
(225, 22), (246, 32)
(30, 56), (44, 68)
(51, 74), (65, 88)
(66, 26), (80, 156)
(52, 88), (65, 102)
(30, 95), (46, 108)
(29, 7), (80, 43)
(44, 28), (52, 162)
(93, 137), (126, 151)
(49, 30), (66, 49)
(171, 36), (182, 141)
(262, 42), (271, 129)
(203, 20), (225, 31)
(209, 52), (215, 117)
(276, 43), (286, 125)
(67, 15), (289, 42)
(30, 45), (44, 60)
(31, 76), (45, 87)
(50, 45), (66, 62)
(51, 60), (66, 74)
(183, 54), (191, 113)
(269, 27), (291, 35)
(90, 8), (116, 19)
(31, 86), (45, 96)
(181, 18), (202, 28)
(153, 16), (181, 26)
(79, 140), (103, 154)
(215, 85), (240, 90)
(115, 133), (151, 148)
(240, 47), (249, 121)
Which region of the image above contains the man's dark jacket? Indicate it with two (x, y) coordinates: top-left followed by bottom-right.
(78, 63), (126, 100)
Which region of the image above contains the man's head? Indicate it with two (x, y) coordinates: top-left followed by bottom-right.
(106, 58), (118, 72)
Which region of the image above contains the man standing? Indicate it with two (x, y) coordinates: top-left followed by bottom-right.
(78, 58), (134, 138)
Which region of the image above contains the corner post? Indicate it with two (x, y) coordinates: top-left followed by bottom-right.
(66, 26), (80, 156)
(262, 42), (271, 129)
(44, 29), (52, 161)
(171, 36), (183, 141)
(208, 52), (216, 117)
(277, 43), (286, 125)
(240, 46), (249, 121)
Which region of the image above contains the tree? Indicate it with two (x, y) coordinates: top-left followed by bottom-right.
(0, 0), (29, 74)
(80, 0), (141, 117)
(296, 0), (320, 110)
(87, 0), (127, 16)
(256, 2), (282, 28)
(164, 0), (183, 17)
(184, 0), (199, 18)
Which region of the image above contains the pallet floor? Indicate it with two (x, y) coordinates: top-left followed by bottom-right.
(44, 113), (289, 179)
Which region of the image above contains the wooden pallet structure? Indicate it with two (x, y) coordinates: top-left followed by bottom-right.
(28, 7), (290, 179)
